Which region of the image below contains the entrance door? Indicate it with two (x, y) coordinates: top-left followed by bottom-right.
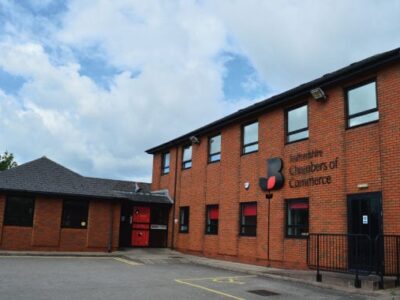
(347, 192), (382, 272)
(131, 206), (150, 247)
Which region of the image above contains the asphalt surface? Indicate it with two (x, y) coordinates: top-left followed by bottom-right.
(0, 256), (371, 300)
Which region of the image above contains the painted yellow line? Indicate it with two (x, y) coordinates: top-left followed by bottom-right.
(175, 279), (245, 300)
(112, 257), (142, 266)
(177, 275), (256, 282)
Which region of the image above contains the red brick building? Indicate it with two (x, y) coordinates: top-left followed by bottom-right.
(147, 47), (400, 271)
(0, 157), (172, 252)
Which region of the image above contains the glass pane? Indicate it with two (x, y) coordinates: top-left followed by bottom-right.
(288, 105), (308, 133)
(209, 135), (221, 155)
(183, 161), (192, 169)
(244, 143), (258, 154)
(348, 82), (377, 116)
(349, 111), (379, 127)
(244, 122), (258, 145)
(163, 153), (170, 167)
(287, 130), (309, 143)
(209, 153), (221, 162)
(183, 146), (192, 162)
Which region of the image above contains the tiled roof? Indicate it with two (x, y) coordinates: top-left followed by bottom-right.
(0, 157), (171, 204)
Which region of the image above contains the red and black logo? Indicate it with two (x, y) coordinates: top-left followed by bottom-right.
(259, 158), (284, 191)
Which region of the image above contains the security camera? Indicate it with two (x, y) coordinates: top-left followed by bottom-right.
(189, 136), (200, 144)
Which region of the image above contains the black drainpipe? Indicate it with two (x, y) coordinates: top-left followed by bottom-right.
(107, 201), (115, 253)
(170, 145), (179, 250)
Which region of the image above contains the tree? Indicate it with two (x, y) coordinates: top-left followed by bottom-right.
(0, 151), (18, 171)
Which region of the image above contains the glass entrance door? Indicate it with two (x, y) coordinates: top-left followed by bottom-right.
(347, 192), (382, 272)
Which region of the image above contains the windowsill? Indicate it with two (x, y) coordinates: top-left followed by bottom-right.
(179, 231), (189, 234)
(285, 137), (309, 145)
(181, 167), (192, 171)
(3, 224), (33, 228)
(239, 234), (257, 238)
(241, 150), (258, 156)
(161, 172), (170, 176)
(346, 119), (379, 130)
(205, 232), (218, 235)
(285, 235), (308, 239)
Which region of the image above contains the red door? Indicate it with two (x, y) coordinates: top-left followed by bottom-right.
(131, 206), (150, 247)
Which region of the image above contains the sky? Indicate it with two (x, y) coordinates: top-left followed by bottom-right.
(0, 0), (399, 182)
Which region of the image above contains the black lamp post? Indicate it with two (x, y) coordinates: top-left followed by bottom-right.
(265, 190), (273, 266)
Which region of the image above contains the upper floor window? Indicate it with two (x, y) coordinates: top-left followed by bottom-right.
(242, 122), (258, 154)
(208, 134), (221, 163)
(161, 152), (170, 175)
(4, 196), (34, 227)
(62, 200), (89, 229)
(205, 205), (219, 234)
(286, 104), (309, 143)
(182, 145), (192, 169)
(286, 198), (309, 238)
(346, 80), (378, 128)
(239, 202), (257, 236)
(179, 206), (189, 233)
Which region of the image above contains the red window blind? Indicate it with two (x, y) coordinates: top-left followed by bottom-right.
(289, 202), (308, 210)
(243, 203), (257, 216)
(208, 207), (219, 220)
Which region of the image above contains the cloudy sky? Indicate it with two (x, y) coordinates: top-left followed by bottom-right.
(0, 0), (399, 182)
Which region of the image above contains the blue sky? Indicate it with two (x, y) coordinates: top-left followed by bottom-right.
(0, 0), (399, 181)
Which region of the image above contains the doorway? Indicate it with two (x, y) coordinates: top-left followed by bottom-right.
(347, 192), (382, 272)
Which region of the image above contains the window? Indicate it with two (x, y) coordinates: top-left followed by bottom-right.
(286, 104), (309, 143)
(179, 207), (189, 233)
(161, 152), (170, 174)
(4, 196), (34, 227)
(61, 200), (89, 228)
(239, 202), (257, 236)
(205, 205), (219, 234)
(346, 80), (378, 128)
(182, 145), (192, 169)
(208, 134), (221, 163)
(242, 122), (258, 154)
(286, 199), (309, 238)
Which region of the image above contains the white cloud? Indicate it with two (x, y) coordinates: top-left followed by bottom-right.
(0, 0), (399, 182)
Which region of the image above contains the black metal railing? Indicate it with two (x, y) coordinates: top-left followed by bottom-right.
(307, 233), (400, 288)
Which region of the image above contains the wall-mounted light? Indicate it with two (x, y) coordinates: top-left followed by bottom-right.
(310, 87), (327, 102)
(189, 135), (200, 144)
(357, 183), (369, 190)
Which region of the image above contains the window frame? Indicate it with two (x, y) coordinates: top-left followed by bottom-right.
(179, 206), (190, 233)
(285, 102), (309, 144)
(61, 199), (89, 229)
(239, 202), (257, 237)
(345, 79), (379, 129)
(205, 205), (219, 235)
(182, 144), (192, 170)
(3, 195), (35, 227)
(241, 121), (259, 155)
(285, 198), (309, 239)
(208, 133), (221, 163)
(161, 152), (170, 175)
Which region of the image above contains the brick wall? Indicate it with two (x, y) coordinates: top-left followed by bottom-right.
(151, 62), (400, 269)
(0, 195), (121, 252)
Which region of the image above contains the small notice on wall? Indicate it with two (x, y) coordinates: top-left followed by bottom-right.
(362, 215), (368, 224)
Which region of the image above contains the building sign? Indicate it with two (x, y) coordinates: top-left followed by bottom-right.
(259, 157), (284, 191)
(288, 150), (338, 188)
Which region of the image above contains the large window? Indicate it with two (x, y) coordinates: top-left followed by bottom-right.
(182, 145), (192, 169)
(346, 80), (378, 128)
(239, 202), (257, 236)
(208, 134), (221, 163)
(286, 104), (309, 143)
(161, 152), (170, 175)
(4, 196), (34, 227)
(205, 205), (219, 234)
(179, 207), (189, 233)
(286, 198), (309, 238)
(61, 200), (89, 228)
(242, 122), (258, 154)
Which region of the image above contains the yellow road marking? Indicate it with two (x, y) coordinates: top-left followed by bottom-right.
(212, 277), (245, 284)
(175, 279), (245, 300)
(112, 257), (142, 266)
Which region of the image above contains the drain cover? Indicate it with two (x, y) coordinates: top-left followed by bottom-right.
(247, 289), (279, 296)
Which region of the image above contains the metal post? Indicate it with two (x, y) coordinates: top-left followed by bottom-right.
(316, 234), (322, 282)
(354, 237), (361, 288)
(378, 235), (384, 289)
(396, 237), (400, 287)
